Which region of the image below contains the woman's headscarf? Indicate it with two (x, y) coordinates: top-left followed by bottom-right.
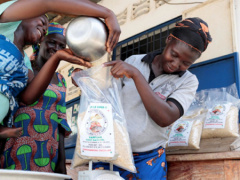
(30, 22), (66, 60)
(170, 17), (212, 54)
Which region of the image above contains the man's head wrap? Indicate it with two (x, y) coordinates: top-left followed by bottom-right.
(30, 22), (66, 60)
(46, 22), (66, 36)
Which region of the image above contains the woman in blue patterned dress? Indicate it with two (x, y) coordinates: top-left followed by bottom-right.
(0, 0), (121, 139)
(1, 23), (79, 174)
(0, 34), (28, 138)
(0, 16), (91, 140)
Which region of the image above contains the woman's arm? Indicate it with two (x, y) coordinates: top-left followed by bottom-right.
(104, 60), (181, 127)
(0, 0), (120, 52)
(19, 49), (91, 105)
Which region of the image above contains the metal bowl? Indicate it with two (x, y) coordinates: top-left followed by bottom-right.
(66, 16), (108, 62)
(0, 169), (71, 180)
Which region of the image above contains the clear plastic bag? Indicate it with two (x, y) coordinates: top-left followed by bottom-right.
(193, 83), (240, 139)
(166, 114), (204, 150)
(71, 65), (136, 173)
(201, 89), (240, 139)
(201, 105), (239, 138)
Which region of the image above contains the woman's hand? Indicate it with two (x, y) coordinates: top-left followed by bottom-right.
(104, 10), (121, 52)
(55, 49), (92, 68)
(103, 60), (139, 79)
(71, 68), (82, 87)
(20, 49), (90, 105)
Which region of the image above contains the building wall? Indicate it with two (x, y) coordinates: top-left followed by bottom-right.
(25, 0), (240, 62)
(98, 0), (204, 42)
(235, 0), (240, 53)
(98, 0), (238, 63)
(25, 0), (240, 64)
(24, 0), (240, 102)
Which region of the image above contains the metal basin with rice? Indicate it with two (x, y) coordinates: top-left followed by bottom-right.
(66, 16), (108, 62)
(0, 169), (71, 180)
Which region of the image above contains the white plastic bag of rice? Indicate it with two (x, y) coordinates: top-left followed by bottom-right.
(166, 114), (204, 150)
(71, 65), (136, 173)
(201, 103), (239, 138)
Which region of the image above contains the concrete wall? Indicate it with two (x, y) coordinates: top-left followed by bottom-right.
(235, 0), (240, 53)
(98, 0), (238, 63)
(98, 0), (205, 42)
(25, 0), (240, 65)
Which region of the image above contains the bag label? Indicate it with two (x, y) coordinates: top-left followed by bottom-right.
(80, 103), (115, 157)
(168, 120), (193, 147)
(204, 103), (231, 129)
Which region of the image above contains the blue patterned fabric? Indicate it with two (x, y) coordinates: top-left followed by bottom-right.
(0, 34), (28, 127)
(93, 146), (167, 180)
(1, 73), (71, 172)
(47, 22), (65, 36)
(0, 0), (33, 71)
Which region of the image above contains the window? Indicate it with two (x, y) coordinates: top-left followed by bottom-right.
(113, 16), (181, 60)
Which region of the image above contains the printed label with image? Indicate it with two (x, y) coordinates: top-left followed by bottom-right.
(80, 103), (115, 157)
(204, 103), (232, 129)
(168, 120), (193, 147)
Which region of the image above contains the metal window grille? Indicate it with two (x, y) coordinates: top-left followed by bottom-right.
(113, 16), (182, 60)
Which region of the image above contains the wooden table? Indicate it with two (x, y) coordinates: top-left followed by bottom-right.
(166, 136), (240, 180)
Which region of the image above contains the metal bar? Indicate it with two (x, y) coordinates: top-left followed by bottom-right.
(110, 163), (114, 171)
(153, 30), (155, 51)
(89, 161), (93, 171)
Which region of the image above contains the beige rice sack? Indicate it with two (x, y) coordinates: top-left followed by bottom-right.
(71, 112), (136, 173)
(165, 109), (205, 138)
(201, 106), (239, 138)
(166, 118), (203, 150)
